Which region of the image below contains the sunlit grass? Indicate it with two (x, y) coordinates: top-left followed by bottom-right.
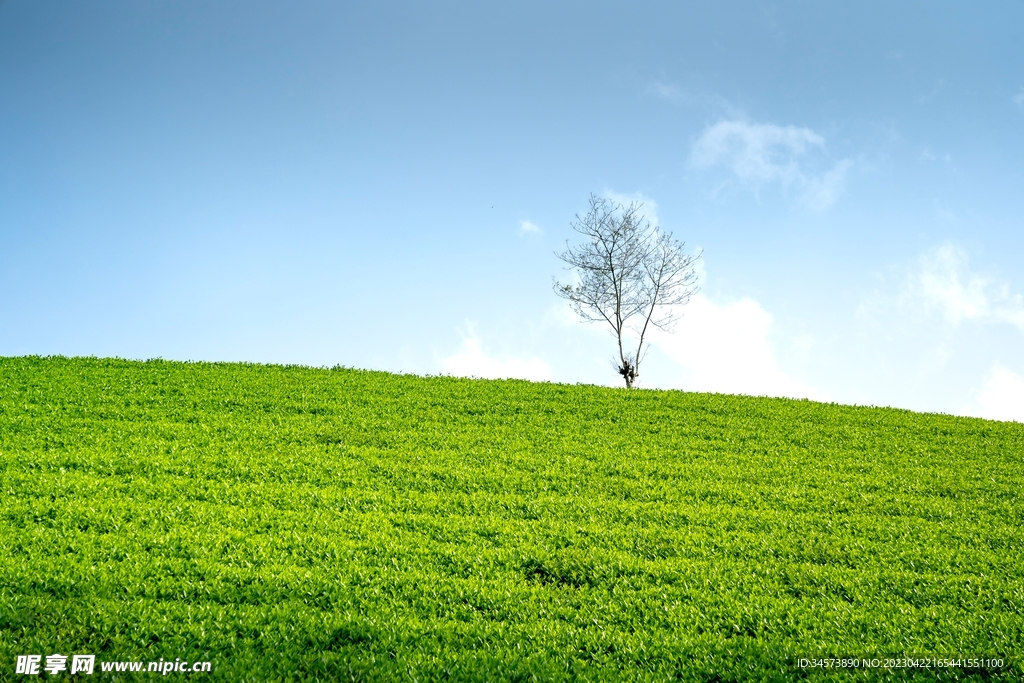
(1, 356), (1021, 681)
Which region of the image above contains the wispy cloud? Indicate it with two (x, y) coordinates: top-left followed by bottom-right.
(646, 81), (686, 105)
(692, 120), (824, 182)
(690, 119), (852, 209)
(801, 159), (853, 211)
(848, 244), (1024, 418)
(440, 325), (549, 381)
(1013, 88), (1024, 109)
(518, 220), (542, 235)
(912, 243), (1024, 329)
(643, 82), (743, 117)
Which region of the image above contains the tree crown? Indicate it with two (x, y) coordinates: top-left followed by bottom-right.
(554, 194), (700, 387)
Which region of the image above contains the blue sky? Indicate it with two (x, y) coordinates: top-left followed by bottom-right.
(2, 1), (1023, 420)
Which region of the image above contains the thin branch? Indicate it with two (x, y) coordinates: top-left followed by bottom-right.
(553, 194), (701, 387)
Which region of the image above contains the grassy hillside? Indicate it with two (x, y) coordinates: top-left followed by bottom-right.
(1, 356), (1021, 681)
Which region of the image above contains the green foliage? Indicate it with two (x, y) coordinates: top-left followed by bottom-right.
(1, 356), (1021, 681)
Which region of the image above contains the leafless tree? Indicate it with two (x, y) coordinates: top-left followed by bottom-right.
(554, 194), (701, 388)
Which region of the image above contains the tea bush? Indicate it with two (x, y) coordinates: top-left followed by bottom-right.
(1, 356), (1021, 681)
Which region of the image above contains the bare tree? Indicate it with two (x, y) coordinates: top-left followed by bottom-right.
(554, 194), (701, 388)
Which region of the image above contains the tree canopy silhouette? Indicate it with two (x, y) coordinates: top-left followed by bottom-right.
(554, 195), (701, 388)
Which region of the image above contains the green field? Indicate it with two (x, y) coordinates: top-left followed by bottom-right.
(1, 356), (1021, 681)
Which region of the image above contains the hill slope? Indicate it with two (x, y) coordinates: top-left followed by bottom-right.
(1, 356), (1021, 681)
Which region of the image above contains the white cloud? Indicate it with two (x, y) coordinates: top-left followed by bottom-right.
(1013, 88), (1024, 109)
(440, 326), (550, 381)
(690, 119), (852, 209)
(648, 294), (825, 400)
(519, 220), (542, 235)
(913, 243), (1024, 330)
(837, 242), (1024, 422)
(968, 365), (1024, 423)
(692, 120), (823, 182)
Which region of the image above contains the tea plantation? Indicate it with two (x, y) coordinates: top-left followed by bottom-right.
(1, 356), (1021, 681)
